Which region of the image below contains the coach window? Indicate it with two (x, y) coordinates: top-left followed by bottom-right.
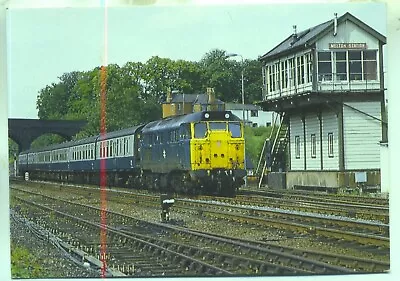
(194, 122), (207, 138)
(110, 141), (113, 157)
(115, 139), (119, 156)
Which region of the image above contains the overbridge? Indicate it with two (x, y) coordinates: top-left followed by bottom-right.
(8, 119), (87, 153)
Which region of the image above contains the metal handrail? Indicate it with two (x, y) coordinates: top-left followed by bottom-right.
(257, 112), (286, 189)
(255, 112), (279, 175)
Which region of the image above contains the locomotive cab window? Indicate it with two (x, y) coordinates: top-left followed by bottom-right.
(180, 124), (191, 140)
(194, 122), (207, 138)
(209, 122), (227, 131)
(228, 122), (241, 138)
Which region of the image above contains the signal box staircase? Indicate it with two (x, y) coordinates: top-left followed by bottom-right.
(255, 113), (289, 189)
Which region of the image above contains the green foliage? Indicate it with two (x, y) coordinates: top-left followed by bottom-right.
(8, 138), (18, 163)
(31, 134), (66, 149)
(244, 126), (274, 168)
(35, 49), (265, 147)
(11, 243), (45, 278)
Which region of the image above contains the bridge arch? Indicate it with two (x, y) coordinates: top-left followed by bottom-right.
(8, 119), (87, 153)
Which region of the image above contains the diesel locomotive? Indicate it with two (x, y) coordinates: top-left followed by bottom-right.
(18, 111), (246, 196)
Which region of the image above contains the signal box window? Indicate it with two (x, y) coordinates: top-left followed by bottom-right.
(311, 134), (316, 158)
(318, 52), (332, 81)
(328, 133), (334, 157)
(295, 136), (301, 159)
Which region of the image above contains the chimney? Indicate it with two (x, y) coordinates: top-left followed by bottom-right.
(290, 25), (297, 45)
(333, 13), (338, 36)
(166, 88), (172, 103)
(207, 87), (216, 105)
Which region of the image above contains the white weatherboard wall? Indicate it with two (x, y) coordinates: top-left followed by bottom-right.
(290, 116), (304, 170)
(343, 101), (381, 170)
(322, 111), (339, 170)
(305, 114), (321, 170)
(317, 20), (380, 51)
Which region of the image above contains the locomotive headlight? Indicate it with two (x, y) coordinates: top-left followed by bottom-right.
(205, 113), (210, 119)
(225, 113), (230, 119)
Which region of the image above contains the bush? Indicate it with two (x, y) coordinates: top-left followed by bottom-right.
(244, 126), (275, 169)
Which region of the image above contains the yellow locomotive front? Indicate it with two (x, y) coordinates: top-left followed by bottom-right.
(189, 113), (246, 196)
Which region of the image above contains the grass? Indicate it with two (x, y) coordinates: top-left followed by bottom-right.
(10, 243), (45, 278)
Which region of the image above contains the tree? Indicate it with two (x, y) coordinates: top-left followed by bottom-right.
(242, 59), (263, 104)
(34, 48), (268, 148)
(199, 49), (240, 102)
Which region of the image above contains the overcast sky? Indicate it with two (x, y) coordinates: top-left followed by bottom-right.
(6, 1), (386, 119)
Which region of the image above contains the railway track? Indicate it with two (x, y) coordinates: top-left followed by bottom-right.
(238, 188), (389, 206)
(10, 182), (390, 273)
(196, 194), (389, 224)
(11, 182), (390, 249)
(11, 188), (360, 276)
(177, 199), (389, 248)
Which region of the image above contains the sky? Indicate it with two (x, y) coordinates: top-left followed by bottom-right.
(6, 1), (387, 119)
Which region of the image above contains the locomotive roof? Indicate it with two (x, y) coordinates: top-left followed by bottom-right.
(142, 111), (241, 133)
